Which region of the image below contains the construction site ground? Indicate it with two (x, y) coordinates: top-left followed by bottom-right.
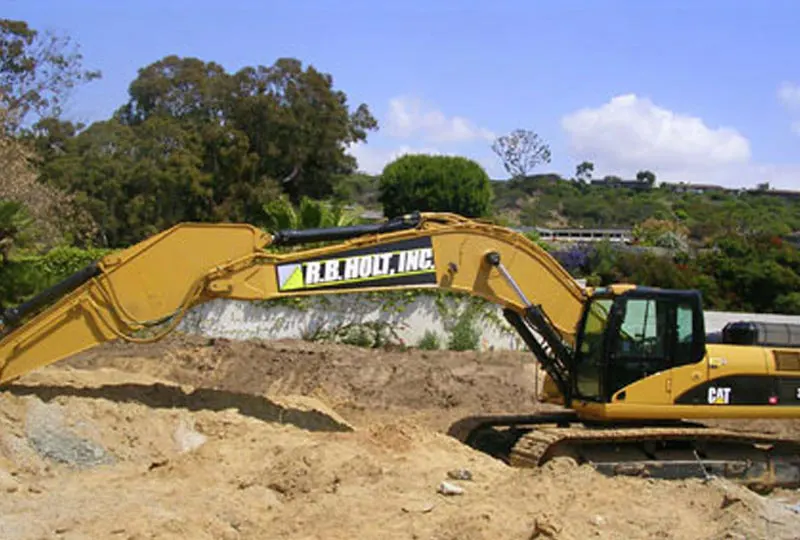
(2, 334), (800, 539)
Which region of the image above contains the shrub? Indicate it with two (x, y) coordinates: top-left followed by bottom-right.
(378, 154), (493, 218)
(417, 329), (441, 350)
(447, 311), (481, 351)
(0, 245), (114, 310)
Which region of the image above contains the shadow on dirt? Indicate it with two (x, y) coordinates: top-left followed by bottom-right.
(5, 382), (353, 433)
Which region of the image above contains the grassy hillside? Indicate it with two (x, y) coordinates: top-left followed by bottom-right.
(339, 173), (800, 246)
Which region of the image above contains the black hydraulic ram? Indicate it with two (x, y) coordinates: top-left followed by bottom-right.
(271, 211), (422, 246)
(0, 262), (102, 333)
(503, 308), (572, 404)
(485, 251), (574, 403)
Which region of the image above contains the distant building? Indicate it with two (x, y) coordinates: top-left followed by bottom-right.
(661, 182), (730, 194)
(745, 188), (800, 200)
(590, 178), (652, 191)
(518, 226), (633, 244)
(661, 182), (800, 199)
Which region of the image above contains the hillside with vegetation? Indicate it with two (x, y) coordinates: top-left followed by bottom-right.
(0, 17), (799, 317)
(341, 172), (800, 242)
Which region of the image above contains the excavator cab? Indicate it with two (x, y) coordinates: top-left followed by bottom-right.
(571, 287), (707, 406)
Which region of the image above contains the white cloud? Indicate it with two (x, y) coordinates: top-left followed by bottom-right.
(744, 163), (800, 189)
(779, 82), (800, 111)
(560, 94), (763, 186)
(778, 82), (800, 136)
(347, 95), (497, 175)
(347, 142), (448, 175)
(385, 96), (495, 143)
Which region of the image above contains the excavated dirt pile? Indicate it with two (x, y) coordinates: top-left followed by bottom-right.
(1, 334), (800, 539)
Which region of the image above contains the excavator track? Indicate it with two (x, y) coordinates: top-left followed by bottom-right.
(448, 414), (800, 491)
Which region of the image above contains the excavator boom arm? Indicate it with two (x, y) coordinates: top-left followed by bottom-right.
(0, 212), (587, 386)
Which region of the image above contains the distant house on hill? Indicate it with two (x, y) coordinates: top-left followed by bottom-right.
(517, 225), (633, 244)
(590, 177), (652, 191)
(661, 182), (730, 194)
(660, 182), (800, 199)
(745, 188), (800, 200)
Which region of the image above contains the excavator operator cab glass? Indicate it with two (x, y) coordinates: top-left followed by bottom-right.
(572, 288), (706, 403)
(573, 297), (613, 401)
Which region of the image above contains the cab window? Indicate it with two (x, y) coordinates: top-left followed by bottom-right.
(573, 298), (612, 401)
(614, 298), (665, 359)
(608, 297), (669, 395)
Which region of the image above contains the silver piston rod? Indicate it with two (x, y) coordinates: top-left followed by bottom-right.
(484, 251), (575, 403)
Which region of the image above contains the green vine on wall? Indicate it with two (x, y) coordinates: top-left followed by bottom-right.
(254, 288), (517, 351)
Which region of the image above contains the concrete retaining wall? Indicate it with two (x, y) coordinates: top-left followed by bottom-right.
(177, 294), (800, 351)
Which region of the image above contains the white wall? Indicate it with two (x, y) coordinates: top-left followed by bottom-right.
(177, 294), (800, 351)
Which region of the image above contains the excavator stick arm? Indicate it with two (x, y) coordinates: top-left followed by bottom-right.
(0, 212), (587, 386)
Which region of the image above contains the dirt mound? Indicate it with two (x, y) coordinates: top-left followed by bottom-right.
(0, 335), (799, 539)
(61, 335), (544, 431)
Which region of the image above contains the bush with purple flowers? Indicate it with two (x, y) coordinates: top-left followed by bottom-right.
(550, 244), (596, 277)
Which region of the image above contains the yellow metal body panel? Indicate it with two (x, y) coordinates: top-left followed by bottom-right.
(572, 343), (800, 420)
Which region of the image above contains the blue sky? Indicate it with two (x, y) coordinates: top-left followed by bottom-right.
(9, 0), (800, 187)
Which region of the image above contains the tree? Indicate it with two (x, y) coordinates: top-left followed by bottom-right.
(0, 105), (96, 249)
(115, 55), (378, 202)
(39, 115), (223, 246)
(636, 170), (656, 186)
(378, 154), (492, 218)
(0, 200), (31, 263)
(491, 129), (551, 178)
(228, 58), (377, 201)
(575, 161), (594, 182)
(37, 54), (378, 244)
(0, 19), (100, 133)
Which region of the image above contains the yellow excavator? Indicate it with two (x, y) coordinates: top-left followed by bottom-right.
(1, 211), (800, 490)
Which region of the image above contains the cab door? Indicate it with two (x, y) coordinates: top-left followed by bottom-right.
(667, 298), (708, 403)
(605, 296), (673, 405)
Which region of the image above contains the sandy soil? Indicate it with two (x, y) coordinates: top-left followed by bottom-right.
(1, 334), (800, 539)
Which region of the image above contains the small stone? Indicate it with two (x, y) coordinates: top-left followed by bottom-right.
(591, 515), (605, 526)
(530, 513), (562, 538)
(0, 469), (19, 493)
(447, 468), (473, 481)
(437, 481), (464, 496)
(402, 501), (436, 513)
(720, 492), (742, 509)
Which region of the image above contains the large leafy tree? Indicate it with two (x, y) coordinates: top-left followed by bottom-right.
(116, 55), (377, 202)
(39, 115), (219, 246)
(226, 58), (377, 201)
(39, 54), (377, 245)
